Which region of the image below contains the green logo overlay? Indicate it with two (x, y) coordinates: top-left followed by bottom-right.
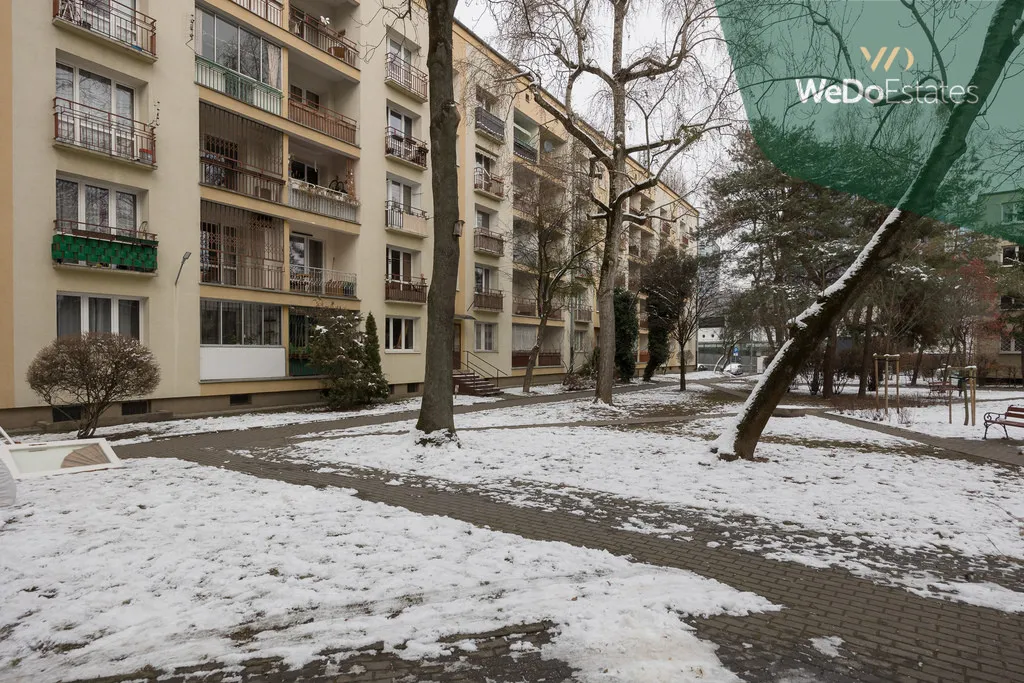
(717, 0), (1023, 240)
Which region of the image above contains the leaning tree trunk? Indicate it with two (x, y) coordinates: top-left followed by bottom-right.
(522, 316), (550, 393)
(678, 328), (688, 391)
(713, 0), (1024, 460)
(822, 326), (837, 399)
(858, 305), (874, 397)
(415, 0), (461, 440)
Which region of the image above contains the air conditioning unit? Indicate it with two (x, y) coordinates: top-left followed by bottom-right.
(257, 187), (275, 201)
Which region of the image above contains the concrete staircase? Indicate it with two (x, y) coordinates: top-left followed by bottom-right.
(452, 370), (502, 397)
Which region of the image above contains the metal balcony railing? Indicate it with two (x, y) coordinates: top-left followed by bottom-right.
(200, 154), (285, 203)
(195, 56), (283, 115)
(513, 137), (538, 162)
(290, 265), (357, 298)
(288, 178), (359, 223)
(54, 219), (157, 243)
(385, 53), (428, 100)
(289, 8), (359, 67)
(288, 97), (357, 144)
(473, 230), (504, 255)
(385, 277), (428, 303)
(384, 201), (429, 235)
(513, 295), (538, 317)
(53, 97), (156, 166)
(385, 127), (428, 168)
(52, 220), (158, 273)
(475, 106), (505, 142)
(201, 259), (284, 291)
(512, 350), (562, 368)
(474, 168), (505, 198)
(473, 289), (504, 311)
(572, 307), (593, 323)
(54, 0), (156, 57)
(229, 0), (282, 26)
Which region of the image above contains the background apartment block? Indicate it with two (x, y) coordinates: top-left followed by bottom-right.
(0, 0), (696, 428)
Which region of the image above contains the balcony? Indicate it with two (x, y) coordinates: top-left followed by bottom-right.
(201, 259), (284, 290)
(513, 137), (538, 163)
(473, 289), (504, 311)
(475, 107), (505, 143)
(288, 178), (359, 223)
(385, 128), (428, 169)
(512, 351), (562, 368)
(229, 0), (282, 26)
(385, 201), (429, 237)
(513, 295), (538, 317)
(385, 53), (428, 100)
(53, 0), (156, 59)
(474, 168), (505, 199)
(287, 97), (357, 145)
(474, 229), (503, 256)
(201, 154), (285, 203)
(289, 8), (359, 68)
(51, 220), (158, 273)
(573, 307), (593, 323)
(53, 98), (156, 167)
(385, 277), (427, 303)
(195, 56), (283, 115)
(290, 265), (357, 298)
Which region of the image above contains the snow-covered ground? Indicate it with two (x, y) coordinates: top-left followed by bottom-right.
(832, 398), (1024, 441)
(0, 459), (774, 682)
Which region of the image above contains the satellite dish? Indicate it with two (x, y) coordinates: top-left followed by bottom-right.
(543, 140), (554, 153)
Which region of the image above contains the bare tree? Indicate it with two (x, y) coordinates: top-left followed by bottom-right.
(27, 334), (160, 438)
(490, 0), (736, 404)
(713, 0), (1024, 459)
(415, 0), (462, 444)
(510, 143), (603, 391)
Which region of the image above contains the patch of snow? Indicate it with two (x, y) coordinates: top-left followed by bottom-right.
(809, 635), (843, 658)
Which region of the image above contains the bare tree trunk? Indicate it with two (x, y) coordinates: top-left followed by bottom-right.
(858, 305), (873, 398)
(911, 344), (925, 386)
(713, 0), (1024, 460)
(822, 326), (836, 399)
(415, 0), (461, 441)
(1018, 346), (1023, 387)
(522, 318), (549, 393)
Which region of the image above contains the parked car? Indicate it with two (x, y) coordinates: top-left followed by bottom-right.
(723, 362), (743, 376)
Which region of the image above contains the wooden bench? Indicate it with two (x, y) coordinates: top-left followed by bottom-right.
(983, 405), (1024, 439)
(928, 381), (955, 395)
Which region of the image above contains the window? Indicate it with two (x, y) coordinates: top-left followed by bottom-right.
(388, 39), (413, 64)
(56, 178), (138, 233)
(289, 85), (320, 108)
(388, 179), (416, 210)
(474, 265), (494, 292)
(56, 62), (134, 120)
(289, 158), (319, 185)
(386, 247), (415, 282)
(1001, 332), (1022, 353)
(475, 322), (496, 352)
(388, 107), (414, 136)
(385, 317), (416, 351)
(121, 400), (150, 416)
(1004, 245), (1020, 265)
(573, 330), (588, 352)
(197, 9), (282, 89)
(1002, 296), (1023, 311)
(200, 300), (281, 345)
(475, 151), (496, 174)
(476, 210), (491, 230)
(289, 233), (324, 272)
(1003, 201), (1024, 225)
(56, 294), (142, 339)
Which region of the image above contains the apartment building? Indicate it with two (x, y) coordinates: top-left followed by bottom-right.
(0, 0), (697, 428)
(981, 188), (1024, 379)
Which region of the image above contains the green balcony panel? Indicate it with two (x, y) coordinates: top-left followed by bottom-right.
(51, 234), (158, 273)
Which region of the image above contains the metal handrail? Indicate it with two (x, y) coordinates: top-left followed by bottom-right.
(53, 97), (156, 165)
(475, 106), (505, 140)
(289, 7), (358, 67)
(54, 219), (157, 243)
(229, 0), (282, 26)
(54, 0), (157, 56)
(385, 53), (428, 99)
(463, 350), (509, 381)
(473, 167), (505, 197)
(287, 96), (357, 144)
(385, 127), (428, 167)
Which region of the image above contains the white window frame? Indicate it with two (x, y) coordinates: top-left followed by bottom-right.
(386, 246), (417, 282)
(56, 176), (139, 233)
(475, 150), (496, 174)
(474, 264), (495, 293)
(475, 209), (491, 230)
(200, 299), (282, 347)
(388, 178), (418, 211)
(197, 8), (282, 89)
(388, 38), (414, 64)
(56, 62), (135, 117)
(56, 293), (143, 340)
(387, 107), (414, 137)
(385, 316), (417, 352)
(474, 322), (496, 352)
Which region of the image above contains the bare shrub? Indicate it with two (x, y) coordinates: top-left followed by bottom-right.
(27, 334), (160, 438)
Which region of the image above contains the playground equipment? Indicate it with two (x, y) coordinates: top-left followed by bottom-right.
(873, 354), (901, 416)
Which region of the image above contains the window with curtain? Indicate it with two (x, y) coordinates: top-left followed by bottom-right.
(56, 179), (78, 229)
(384, 317), (416, 351)
(56, 295), (82, 337)
(512, 324), (536, 352)
(475, 323), (496, 352)
(200, 300), (282, 345)
(56, 294), (141, 338)
(56, 178), (139, 233)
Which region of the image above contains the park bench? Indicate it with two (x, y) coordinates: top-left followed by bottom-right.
(928, 380), (955, 395)
(983, 405), (1024, 439)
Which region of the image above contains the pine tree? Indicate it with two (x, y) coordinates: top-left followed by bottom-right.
(613, 288), (638, 382)
(363, 312), (389, 404)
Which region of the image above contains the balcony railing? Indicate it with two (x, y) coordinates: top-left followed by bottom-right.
(385, 53), (428, 100)
(288, 178), (359, 223)
(475, 106), (505, 142)
(513, 137), (539, 163)
(572, 307), (593, 323)
(54, 97), (156, 166)
(229, 0), (282, 26)
(54, 0), (157, 58)
(201, 259), (284, 291)
(200, 153), (285, 203)
(512, 351), (562, 368)
(288, 96), (357, 145)
(385, 277), (427, 303)
(474, 230), (503, 255)
(385, 201), (429, 236)
(474, 168), (505, 198)
(385, 128), (428, 168)
(290, 265), (357, 298)
(52, 220), (158, 273)
(513, 295), (538, 317)
(473, 289), (504, 311)
(289, 8), (359, 68)
(195, 56), (283, 116)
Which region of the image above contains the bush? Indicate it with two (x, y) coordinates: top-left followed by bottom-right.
(27, 334), (160, 438)
(643, 316), (670, 381)
(613, 288), (638, 382)
(308, 309), (388, 410)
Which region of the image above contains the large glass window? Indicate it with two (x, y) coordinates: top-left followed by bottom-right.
(197, 9), (281, 89)
(385, 317), (416, 351)
(56, 178), (138, 232)
(200, 300), (282, 346)
(56, 294), (141, 339)
(386, 247), (415, 282)
(475, 322), (496, 352)
(55, 62), (134, 116)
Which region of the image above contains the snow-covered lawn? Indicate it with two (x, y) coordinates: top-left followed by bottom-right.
(832, 398), (1024, 441)
(0, 459), (774, 682)
(290, 417), (1024, 566)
